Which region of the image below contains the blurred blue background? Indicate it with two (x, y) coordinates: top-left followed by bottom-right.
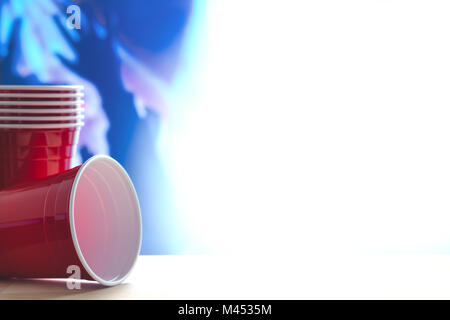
(0, 0), (194, 254)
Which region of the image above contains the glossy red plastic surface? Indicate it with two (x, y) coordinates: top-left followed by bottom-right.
(0, 128), (79, 188)
(0, 120), (80, 125)
(0, 97), (81, 101)
(0, 104), (83, 110)
(0, 165), (92, 280)
(0, 112), (81, 117)
(0, 90), (81, 94)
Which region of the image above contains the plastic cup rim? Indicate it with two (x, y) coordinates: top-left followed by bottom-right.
(0, 122), (84, 129)
(0, 106), (84, 111)
(0, 93), (84, 98)
(0, 115), (85, 121)
(68, 155), (142, 286)
(0, 108), (84, 114)
(0, 85), (83, 90)
(0, 100), (84, 106)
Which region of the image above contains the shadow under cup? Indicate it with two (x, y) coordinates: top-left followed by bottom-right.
(0, 156), (142, 286)
(0, 127), (80, 189)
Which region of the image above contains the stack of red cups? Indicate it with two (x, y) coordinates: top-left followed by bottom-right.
(0, 85), (142, 286)
(0, 85), (84, 188)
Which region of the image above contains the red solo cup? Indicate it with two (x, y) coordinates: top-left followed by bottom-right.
(0, 126), (81, 188)
(0, 121), (83, 126)
(0, 115), (84, 122)
(0, 123), (84, 129)
(0, 98), (82, 102)
(0, 108), (84, 117)
(0, 155), (142, 286)
(0, 85), (83, 94)
(0, 145), (75, 159)
(0, 93), (84, 102)
(0, 115), (84, 126)
(0, 158), (73, 186)
(0, 101), (84, 109)
(0, 93), (83, 97)
(0, 107), (83, 115)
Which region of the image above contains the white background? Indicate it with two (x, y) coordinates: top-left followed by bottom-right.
(165, 0), (450, 255)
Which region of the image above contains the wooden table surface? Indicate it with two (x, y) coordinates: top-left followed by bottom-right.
(2, 254), (450, 299)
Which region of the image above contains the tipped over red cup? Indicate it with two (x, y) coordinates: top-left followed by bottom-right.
(0, 155), (142, 286)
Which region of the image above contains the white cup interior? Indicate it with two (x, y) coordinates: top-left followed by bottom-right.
(70, 156), (142, 286)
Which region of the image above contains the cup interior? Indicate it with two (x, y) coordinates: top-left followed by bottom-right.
(70, 156), (142, 286)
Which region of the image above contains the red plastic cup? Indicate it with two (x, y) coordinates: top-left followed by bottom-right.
(0, 126), (81, 188)
(0, 85), (83, 94)
(0, 108), (84, 117)
(0, 93), (84, 101)
(0, 101), (84, 109)
(0, 155), (142, 286)
(0, 115), (84, 122)
(0, 115), (84, 126)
